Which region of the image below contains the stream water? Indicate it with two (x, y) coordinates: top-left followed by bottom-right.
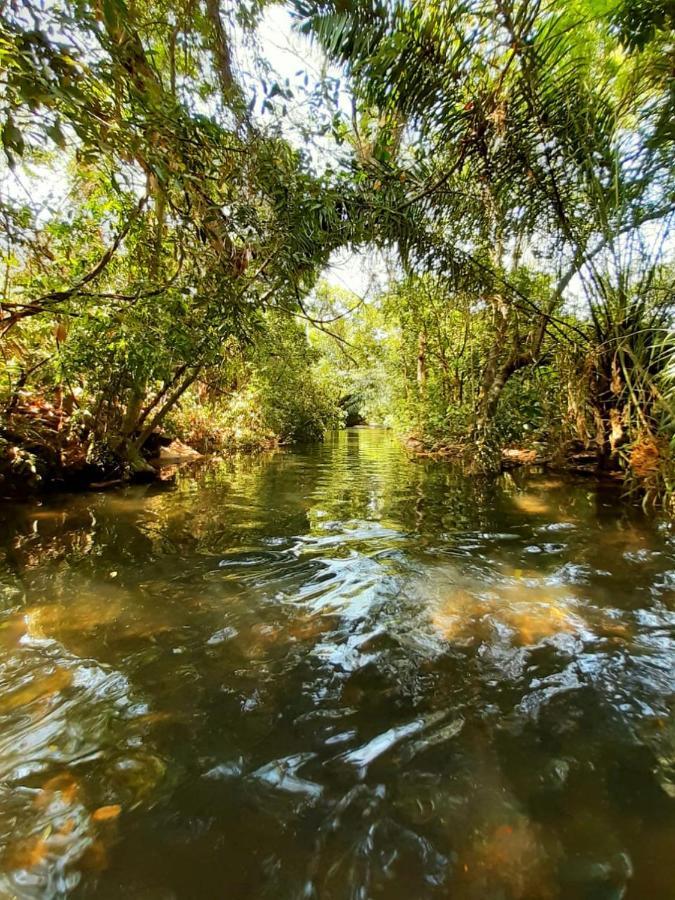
(1, 427), (675, 899)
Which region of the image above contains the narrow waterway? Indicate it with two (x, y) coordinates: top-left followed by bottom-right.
(1, 428), (674, 899)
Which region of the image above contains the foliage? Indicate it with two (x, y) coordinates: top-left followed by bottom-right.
(294, 0), (675, 493)
(0, 0), (357, 476)
(356, 273), (567, 450)
(165, 310), (344, 451)
(0, 0), (674, 509)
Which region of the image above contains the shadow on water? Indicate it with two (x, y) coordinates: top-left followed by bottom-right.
(0, 427), (675, 898)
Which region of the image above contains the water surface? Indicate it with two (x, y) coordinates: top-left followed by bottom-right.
(1, 428), (675, 899)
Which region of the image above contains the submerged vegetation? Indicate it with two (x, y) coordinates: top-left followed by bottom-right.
(0, 0), (673, 504)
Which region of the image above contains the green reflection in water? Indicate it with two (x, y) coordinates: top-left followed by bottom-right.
(0, 428), (674, 899)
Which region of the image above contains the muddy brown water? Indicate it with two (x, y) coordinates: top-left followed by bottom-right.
(0, 427), (674, 899)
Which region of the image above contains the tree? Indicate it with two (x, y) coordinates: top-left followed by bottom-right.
(0, 0), (356, 478)
(294, 0), (675, 477)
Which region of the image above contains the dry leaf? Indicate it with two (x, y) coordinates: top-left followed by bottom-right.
(92, 804), (121, 822)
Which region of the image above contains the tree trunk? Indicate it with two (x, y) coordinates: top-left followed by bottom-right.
(131, 366), (202, 454)
(472, 351), (535, 472)
(417, 331), (427, 391)
(475, 351), (534, 435)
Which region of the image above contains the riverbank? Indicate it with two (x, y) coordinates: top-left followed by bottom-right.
(0, 399), (657, 507)
(0, 420), (551, 497)
(403, 433), (614, 475)
(0, 400), (278, 498)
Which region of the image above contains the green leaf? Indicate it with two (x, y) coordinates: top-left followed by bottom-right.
(46, 120), (67, 149)
(2, 115), (24, 156)
(101, 0), (123, 31)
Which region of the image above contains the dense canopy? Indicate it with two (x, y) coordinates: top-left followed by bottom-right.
(0, 0), (674, 504)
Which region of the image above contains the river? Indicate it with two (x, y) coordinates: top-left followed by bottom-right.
(0, 427), (674, 898)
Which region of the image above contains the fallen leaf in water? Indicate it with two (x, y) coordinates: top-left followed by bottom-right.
(92, 804), (121, 822)
(4, 835), (49, 869)
(134, 711), (175, 728)
(59, 818), (76, 836)
(41, 773), (78, 794)
(35, 772), (80, 809)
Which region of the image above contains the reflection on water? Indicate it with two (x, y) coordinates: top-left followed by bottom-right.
(1, 428), (675, 898)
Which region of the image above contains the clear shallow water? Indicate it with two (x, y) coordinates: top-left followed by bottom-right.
(0, 428), (675, 899)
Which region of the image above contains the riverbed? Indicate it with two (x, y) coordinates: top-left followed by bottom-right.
(1, 427), (674, 898)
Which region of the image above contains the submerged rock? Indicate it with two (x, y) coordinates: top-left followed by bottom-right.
(156, 440), (202, 464)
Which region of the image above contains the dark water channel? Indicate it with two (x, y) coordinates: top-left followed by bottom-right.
(1, 427), (675, 899)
